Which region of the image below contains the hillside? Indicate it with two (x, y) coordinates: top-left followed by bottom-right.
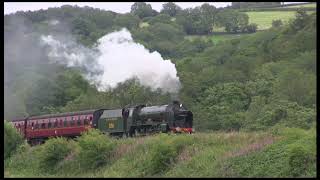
(4, 124), (316, 177)
(4, 3), (316, 135)
(4, 3), (317, 178)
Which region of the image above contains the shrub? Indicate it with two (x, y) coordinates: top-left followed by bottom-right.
(5, 142), (41, 177)
(244, 23), (258, 33)
(141, 134), (194, 176)
(4, 121), (24, 160)
(148, 142), (177, 175)
(77, 129), (116, 169)
(287, 144), (314, 177)
(38, 137), (75, 173)
(272, 20), (283, 28)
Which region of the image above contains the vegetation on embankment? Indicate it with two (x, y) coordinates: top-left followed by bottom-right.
(4, 121), (316, 178)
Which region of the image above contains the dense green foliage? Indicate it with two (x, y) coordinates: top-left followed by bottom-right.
(5, 127), (316, 177)
(4, 4), (316, 134)
(77, 129), (116, 169)
(37, 137), (76, 173)
(176, 10), (316, 131)
(4, 121), (24, 160)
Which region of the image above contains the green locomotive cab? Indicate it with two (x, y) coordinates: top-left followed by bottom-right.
(95, 108), (134, 137)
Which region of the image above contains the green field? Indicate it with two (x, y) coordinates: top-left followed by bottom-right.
(282, 3), (316, 8)
(246, 11), (296, 30)
(142, 9), (316, 32)
(139, 22), (149, 28)
(246, 11), (316, 30)
(185, 33), (253, 44)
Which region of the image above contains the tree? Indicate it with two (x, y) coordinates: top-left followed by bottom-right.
(147, 14), (172, 25)
(161, 2), (182, 17)
(272, 19), (283, 28)
(291, 8), (309, 31)
(195, 82), (251, 130)
(216, 10), (249, 33)
(131, 2), (155, 19)
(114, 13), (140, 30)
(176, 7), (213, 35)
(200, 3), (217, 33)
(275, 69), (316, 107)
(25, 70), (91, 115)
(245, 23), (258, 33)
(4, 121), (24, 159)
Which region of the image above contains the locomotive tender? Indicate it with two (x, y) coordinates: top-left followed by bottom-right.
(11, 101), (193, 144)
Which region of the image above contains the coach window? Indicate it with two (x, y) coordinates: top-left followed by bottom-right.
(70, 117), (75, 126)
(53, 119), (56, 128)
(79, 116), (82, 125)
(84, 117), (89, 125)
(77, 118), (81, 126)
(48, 120), (52, 128)
(64, 118), (68, 127)
(41, 123), (45, 129)
(31, 122), (34, 130)
(35, 123), (39, 129)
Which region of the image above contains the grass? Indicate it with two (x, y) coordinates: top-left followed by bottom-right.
(139, 22), (149, 28)
(246, 11), (296, 30)
(246, 11), (315, 30)
(185, 33), (254, 44)
(4, 127), (316, 178)
(281, 3), (316, 8)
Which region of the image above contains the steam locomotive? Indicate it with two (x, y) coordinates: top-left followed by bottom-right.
(11, 101), (193, 145)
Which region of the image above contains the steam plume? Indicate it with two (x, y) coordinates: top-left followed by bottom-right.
(41, 28), (181, 94)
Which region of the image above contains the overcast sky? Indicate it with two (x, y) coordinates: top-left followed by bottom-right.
(4, 2), (306, 15)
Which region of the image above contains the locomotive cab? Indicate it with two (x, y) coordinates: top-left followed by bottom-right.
(169, 101), (193, 133)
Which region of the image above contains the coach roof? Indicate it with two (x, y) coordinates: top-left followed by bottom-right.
(10, 109), (107, 122)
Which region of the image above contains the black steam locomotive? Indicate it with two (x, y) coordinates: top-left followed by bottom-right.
(95, 100), (193, 137)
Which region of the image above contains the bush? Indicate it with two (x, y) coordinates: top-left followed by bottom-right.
(148, 142), (177, 175)
(38, 137), (75, 173)
(272, 20), (283, 28)
(245, 23), (258, 33)
(287, 144), (315, 177)
(77, 129), (116, 169)
(152, 134), (194, 174)
(5, 142), (42, 177)
(4, 121), (24, 160)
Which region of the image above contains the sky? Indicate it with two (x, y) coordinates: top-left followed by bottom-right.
(4, 2), (307, 15)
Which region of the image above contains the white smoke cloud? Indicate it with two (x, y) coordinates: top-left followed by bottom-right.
(40, 35), (102, 84)
(40, 28), (181, 94)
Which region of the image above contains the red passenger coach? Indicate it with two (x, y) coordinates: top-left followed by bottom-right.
(11, 110), (96, 145)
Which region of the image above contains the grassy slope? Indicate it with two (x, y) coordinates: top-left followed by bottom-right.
(281, 3), (316, 8)
(246, 11), (296, 30)
(185, 33), (254, 45)
(4, 127), (316, 178)
(246, 11), (315, 30)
